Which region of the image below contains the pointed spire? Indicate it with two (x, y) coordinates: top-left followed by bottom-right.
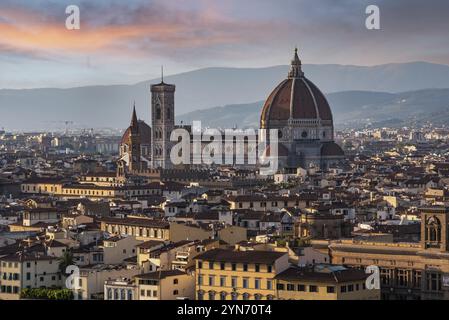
(288, 47), (303, 79)
(130, 102), (139, 134)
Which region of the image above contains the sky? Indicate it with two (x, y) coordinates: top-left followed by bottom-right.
(1, 0), (449, 89)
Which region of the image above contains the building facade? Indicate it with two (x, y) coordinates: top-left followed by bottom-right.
(329, 207), (449, 300)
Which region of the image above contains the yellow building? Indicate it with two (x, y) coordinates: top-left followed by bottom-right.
(226, 194), (316, 211)
(99, 217), (170, 241)
(275, 265), (380, 300)
(135, 270), (195, 300)
(0, 253), (62, 300)
(194, 248), (289, 300)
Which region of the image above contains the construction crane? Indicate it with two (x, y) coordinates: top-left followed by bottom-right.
(44, 120), (74, 134)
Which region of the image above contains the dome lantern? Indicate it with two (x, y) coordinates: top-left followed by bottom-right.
(288, 47), (304, 79)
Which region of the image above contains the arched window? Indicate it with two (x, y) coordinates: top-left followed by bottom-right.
(173, 290), (179, 295)
(208, 291), (215, 300)
(167, 108), (171, 120)
(220, 292), (227, 300)
(425, 216), (441, 248)
(156, 107), (161, 120)
(173, 279), (178, 285)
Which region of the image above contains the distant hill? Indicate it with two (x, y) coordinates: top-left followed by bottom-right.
(178, 89), (449, 129)
(2, 61), (449, 130)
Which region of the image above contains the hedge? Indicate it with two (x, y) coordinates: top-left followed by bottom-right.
(20, 288), (73, 300)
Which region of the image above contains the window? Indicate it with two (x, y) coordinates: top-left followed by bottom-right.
(341, 285), (347, 293)
(243, 264), (248, 272)
(231, 277), (237, 288)
(413, 270), (422, 288)
(209, 262), (214, 270)
(327, 286), (335, 293)
(426, 272), (442, 292)
(297, 284), (306, 291)
(198, 261), (202, 269)
(220, 292), (227, 300)
(255, 264), (260, 272)
(140, 289), (145, 297)
(348, 284), (354, 292)
(397, 270), (408, 287)
(220, 276), (226, 287)
(277, 283), (285, 290)
(255, 279), (260, 289)
(231, 263), (237, 271)
(287, 284), (295, 291)
(309, 285), (318, 293)
(173, 290), (179, 295)
(198, 275), (203, 285)
(242, 278), (249, 289)
(208, 291), (215, 300)
(173, 278), (178, 285)
(220, 262), (225, 270)
(209, 276), (215, 286)
(267, 280), (272, 290)
(267, 265), (272, 273)
(197, 291), (204, 300)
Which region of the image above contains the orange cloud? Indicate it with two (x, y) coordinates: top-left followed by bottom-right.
(0, 4), (290, 60)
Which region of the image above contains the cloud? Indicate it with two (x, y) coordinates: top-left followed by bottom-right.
(1, 0), (449, 88)
(0, 1), (292, 64)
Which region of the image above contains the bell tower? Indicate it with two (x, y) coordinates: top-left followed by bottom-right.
(151, 69), (175, 169)
(129, 104), (142, 172)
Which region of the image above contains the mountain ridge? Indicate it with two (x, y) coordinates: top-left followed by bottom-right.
(2, 61), (449, 130)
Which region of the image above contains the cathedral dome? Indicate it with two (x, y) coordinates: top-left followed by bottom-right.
(260, 49), (332, 128)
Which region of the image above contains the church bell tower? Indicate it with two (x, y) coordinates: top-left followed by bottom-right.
(151, 70), (175, 169)
(129, 104), (142, 172)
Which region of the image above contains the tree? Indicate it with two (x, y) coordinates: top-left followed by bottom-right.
(58, 250), (74, 274)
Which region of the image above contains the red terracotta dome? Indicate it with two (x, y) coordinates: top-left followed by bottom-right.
(121, 120), (151, 145)
(260, 49), (332, 127)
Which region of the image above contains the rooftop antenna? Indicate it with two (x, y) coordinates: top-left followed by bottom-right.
(161, 65), (164, 83)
